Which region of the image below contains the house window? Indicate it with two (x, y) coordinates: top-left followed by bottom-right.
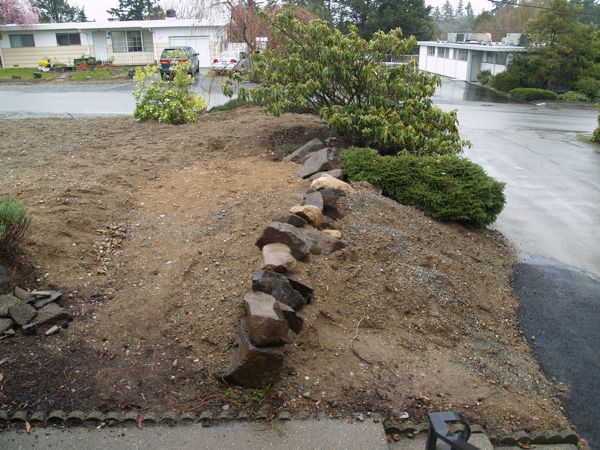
(437, 47), (444, 58)
(484, 52), (495, 63)
(56, 33), (81, 46)
(445, 48), (451, 58)
(457, 49), (468, 61)
(428, 46), (435, 56)
(111, 30), (152, 53)
(496, 52), (508, 65)
(9, 34), (35, 48)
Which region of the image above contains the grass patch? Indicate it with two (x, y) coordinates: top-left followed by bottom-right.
(0, 68), (56, 81)
(0, 195), (31, 252)
(70, 68), (126, 81)
(342, 147), (506, 228)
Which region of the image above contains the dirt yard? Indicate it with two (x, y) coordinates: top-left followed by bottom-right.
(0, 107), (569, 436)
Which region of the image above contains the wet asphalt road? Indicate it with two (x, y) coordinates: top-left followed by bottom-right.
(1, 76), (599, 445)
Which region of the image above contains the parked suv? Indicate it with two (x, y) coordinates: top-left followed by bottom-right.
(159, 47), (200, 76)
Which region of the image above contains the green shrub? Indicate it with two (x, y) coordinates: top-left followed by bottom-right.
(574, 77), (600, 100)
(509, 88), (558, 101)
(558, 91), (590, 102)
(0, 195), (31, 251)
(477, 69), (492, 85)
(592, 103), (600, 143)
(133, 62), (206, 124)
(208, 97), (263, 113)
(491, 70), (523, 92)
(226, 11), (465, 156)
(341, 147), (505, 228)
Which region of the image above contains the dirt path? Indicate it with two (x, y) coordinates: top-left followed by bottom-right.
(0, 108), (569, 436)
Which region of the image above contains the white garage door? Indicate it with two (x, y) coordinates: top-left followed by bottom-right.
(169, 36), (210, 67)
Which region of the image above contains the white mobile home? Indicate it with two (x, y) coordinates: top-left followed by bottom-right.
(417, 34), (527, 82)
(0, 15), (228, 69)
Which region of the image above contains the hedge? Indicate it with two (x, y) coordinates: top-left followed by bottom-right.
(341, 147), (506, 228)
(509, 88), (558, 102)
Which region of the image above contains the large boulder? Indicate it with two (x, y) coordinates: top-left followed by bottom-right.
(300, 148), (340, 179)
(261, 243), (296, 273)
(244, 292), (289, 347)
(302, 190), (324, 210)
(320, 188), (346, 220)
(290, 205), (323, 229)
(252, 270), (313, 310)
(256, 222), (313, 261)
(223, 319), (285, 388)
(286, 138), (323, 163)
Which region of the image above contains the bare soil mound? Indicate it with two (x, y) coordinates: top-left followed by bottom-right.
(0, 107), (568, 436)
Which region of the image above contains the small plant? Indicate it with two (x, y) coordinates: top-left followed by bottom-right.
(509, 88), (558, 102)
(38, 58), (50, 68)
(558, 91), (590, 102)
(252, 384), (272, 402)
(0, 195), (31, 251)
(341, 147), (506, 228)
(133, 62), (206, 125)
(477, 69), (492, 85)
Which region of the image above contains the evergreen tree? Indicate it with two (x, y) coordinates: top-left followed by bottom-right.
(455, 0), (464, 17)
(107, 0), (165, 21)
(465, 1), (474, 18)
(35, 0), (86, 22)
(441, 0), (454, 22)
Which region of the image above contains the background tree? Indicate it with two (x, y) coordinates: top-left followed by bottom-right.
(472, 0), (542, 41)
(107, 0), (166, 21)
(35, 0), (86, 22)
(1, 0), (40, 25)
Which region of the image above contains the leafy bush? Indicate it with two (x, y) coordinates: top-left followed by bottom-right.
(509, 88), (558, 101)
(558, 91), (590, 102)
(227, 11), (464, 156)
(208, 97), (263, 113)
(133, 62), (206, 124)
(341, 147), (506, 228)
(574, 77), (600, 100)
(477, 69), (492, 85)
(593, 104), (600, 143)
(0, 195), (31, 251)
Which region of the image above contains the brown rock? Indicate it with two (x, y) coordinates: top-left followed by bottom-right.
(244, 292), (289, 347)
(290, 205), (323, 229)
(9, 302), (37, 326)
(320, 188), (346, 219)
(308, 169), (344, 181)
(300, 148), (340, 179)
(256, 222), (313, 261)
(286, 138), (324, 163)
(274, 213), (308, 228)
(310, 173), (353, 192)
(322, 229), (342, 239)
(223, 319), (285, 388)
(322, 216), (338, 230)
(276, 302), (304, 333)
(261, 243), (297, 273)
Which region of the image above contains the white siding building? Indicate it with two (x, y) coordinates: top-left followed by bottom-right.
(0, 14), (228, 69)
(417, 35), (527, 82)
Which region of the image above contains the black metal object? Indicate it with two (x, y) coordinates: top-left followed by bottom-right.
(426, 412), (480, 450)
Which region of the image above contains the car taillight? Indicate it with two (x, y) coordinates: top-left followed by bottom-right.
(159, 60), (169, 64)
(213, 59), (218, 63)
(178, 59), (189, 63)
(230, 59), (237, 63)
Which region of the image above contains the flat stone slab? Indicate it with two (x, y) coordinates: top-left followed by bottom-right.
(302, 190), (324, 210)
(22, 303), (72, 332)
(9, 302), (37, 326)
(0, 294), (21, 317)
(286, 138), (324, 163)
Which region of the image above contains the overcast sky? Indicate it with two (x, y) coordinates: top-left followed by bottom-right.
(73, 0), (494, 22)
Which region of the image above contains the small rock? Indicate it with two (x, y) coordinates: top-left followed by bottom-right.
(392, 434), (401, 442)
(223, 319), (285, 388)
(399, 412), (409, 420)
(256, 222), (313, 261)
(222, 404), (230, 411)
(9, 302), (37, 326)
(0, 295), (21, 318)
(262, 243), (297, 273)
(290, 205), (323, 228)
(286, 138), (323, 163)
(320, 188), (346, 219)
(300, 148), (340, 179)
(356, 413), (364, 422)
(322, 229), (342, 239)
(22, 303), (72, 332)
(321, 216), (338, 230)
(311, 174), (353, 192)
(252, 270), (313, 310)
(244, 292), (289, 347)
(274, 213), (307, 228)
(45, 325), (60, 336)
(276, 302), (304, 333)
